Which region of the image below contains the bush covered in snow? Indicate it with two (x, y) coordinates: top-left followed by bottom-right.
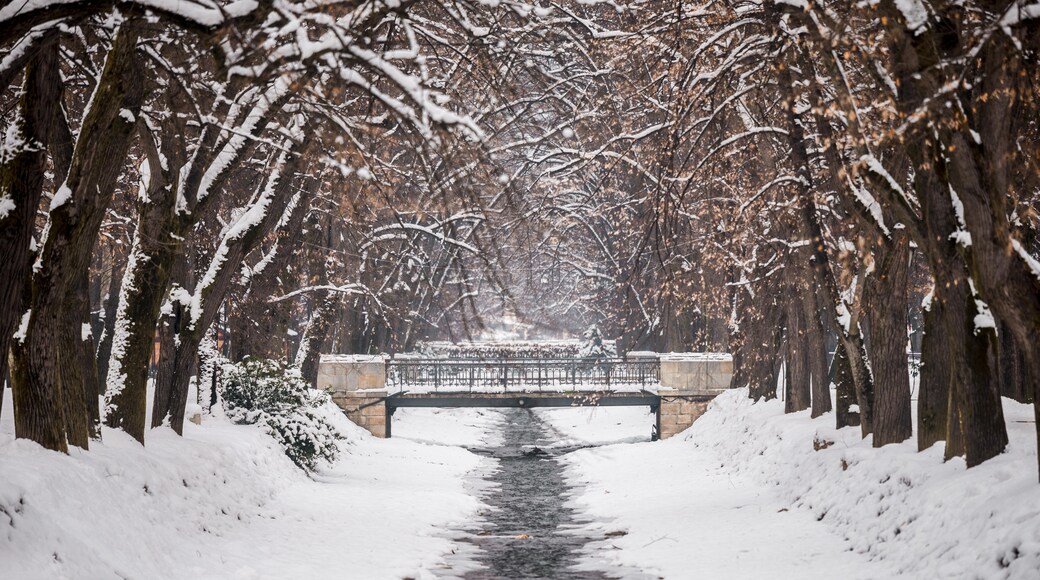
(578, 325), (615, 361)
(220, 357), (341, 471)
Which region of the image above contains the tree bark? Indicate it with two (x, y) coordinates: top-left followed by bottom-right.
(873, 1), (1009, 466)
(95, 244), (126, 388)
(296, 290), (341, 386)
(229, 184), (311, 362)
(865, 232), (912, 447)
(103, 123), (185, 442)
(831, 341), (861, 428)
(12, 26), (143, 450)
(2, 42), (69, 452)
(106, 75), (293, 438)
(917, 289), (950, 451)
(783, 266), (811, 413)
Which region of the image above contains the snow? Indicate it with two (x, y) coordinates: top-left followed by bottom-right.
(393, 408), (505, 448)
(1, 390), (494, 580)
(558, 389), (1040, 579)
(0, 194), (14, 219)
(48, 184), (72, 210)
(1012, 239), (1040, 282)
(535, 406), (653, 446)
(4, 375), (1037, 579)
(894, 0), (929, 33)
(12, 309), (31, 343)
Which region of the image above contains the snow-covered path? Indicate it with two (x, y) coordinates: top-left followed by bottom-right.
(562, 439), (893, 579)
(546, 394), (1039, 580)
(194, 436), (487, 580)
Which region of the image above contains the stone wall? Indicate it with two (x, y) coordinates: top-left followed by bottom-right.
(658, 397), (710, 439)
(317, 355), (389, 438)
(646, 353), (733, 439)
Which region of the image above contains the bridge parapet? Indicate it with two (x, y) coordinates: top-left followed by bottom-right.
(318, 355), (389, 437)
(630, 352), (733, 438)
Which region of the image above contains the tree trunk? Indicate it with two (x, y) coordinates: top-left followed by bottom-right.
(832, 341), (861, 428)
(917, 289), (950, 451)
(806, 278), (832, 418)
(784, 276), (811, 413)
(744, 288), (783, 402)
(13, 27), (143, 450)
(866, 232), (913, 447)
(228, 186), (310, 362)
(296, 293), (340, 386)
(155, 140), (318, 434)
(1, 43), (66, 452)
(95, 245), (126, 388)
(69, 267), (101, 439)
(151, 255), (192, 429)
(996, 321), (1030, 403)
(876, 0), (1011, 469)
(103, 123), (185, 442)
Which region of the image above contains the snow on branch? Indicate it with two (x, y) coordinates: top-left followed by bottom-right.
(268, 283), (369, 304)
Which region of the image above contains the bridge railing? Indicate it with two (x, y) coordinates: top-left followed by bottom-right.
(385, 357), (660, 392)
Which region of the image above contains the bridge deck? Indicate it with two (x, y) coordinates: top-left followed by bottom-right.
(386, 390), (667, 409)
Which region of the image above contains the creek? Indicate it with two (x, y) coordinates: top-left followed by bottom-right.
(462, 408), (611, 580)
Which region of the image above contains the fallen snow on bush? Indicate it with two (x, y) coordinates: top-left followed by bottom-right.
(0, 393), (491, 580)
(560, 389), (1040, 579)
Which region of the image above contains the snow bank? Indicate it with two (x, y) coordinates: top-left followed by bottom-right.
(0, 393), (491, 580)
(0, 422), (301, 579)
(559, 389), (1039, 579)
(393, 408), (506, 447)
(688, 390), (1040, 579)
(535, 406), (654, 447)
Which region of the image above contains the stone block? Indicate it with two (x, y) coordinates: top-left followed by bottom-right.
(661, 413), (689, 426)
(361, 404), (386, 417)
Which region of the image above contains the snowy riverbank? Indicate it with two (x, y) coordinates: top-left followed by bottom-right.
(557, 390), (1040, 579)
(0, 393), (495, 580)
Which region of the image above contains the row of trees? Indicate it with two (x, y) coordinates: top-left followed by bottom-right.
(0, 0), (580, 450)
(2, 0), (1038, 481)
(490, 0), (1039, 476)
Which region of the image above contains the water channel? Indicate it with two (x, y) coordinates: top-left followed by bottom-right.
(460, 408), (612, 580)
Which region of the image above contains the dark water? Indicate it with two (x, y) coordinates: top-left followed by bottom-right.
(462, 409), (609, 580)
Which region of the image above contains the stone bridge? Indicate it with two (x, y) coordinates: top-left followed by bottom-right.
(316, 352), (733, 440)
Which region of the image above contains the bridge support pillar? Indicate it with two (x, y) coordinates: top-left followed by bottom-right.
(317, 355), (390, 438)
(643, 353), (733, 439)
(657, 392), (710, 439)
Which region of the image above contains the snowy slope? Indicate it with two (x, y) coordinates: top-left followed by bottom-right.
(535, 406), (654, 446)
(0, 391), (492, 580)
(559, 389), (1040, 580)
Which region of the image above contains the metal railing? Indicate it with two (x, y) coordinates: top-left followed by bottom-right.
(386, 357), (660, 391)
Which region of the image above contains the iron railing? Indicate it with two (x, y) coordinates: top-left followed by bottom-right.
(386, 357), (660, 391)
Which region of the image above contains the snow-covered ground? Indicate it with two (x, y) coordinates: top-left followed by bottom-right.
(3, 386), (1038, 580)
(558, 390), (1040, 580)
(392, 408), (505, 448)
(535, 406), (654, 446)
(0, 389), (495, 580)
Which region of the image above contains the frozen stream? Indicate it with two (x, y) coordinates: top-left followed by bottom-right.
(462, 408), (611, 580)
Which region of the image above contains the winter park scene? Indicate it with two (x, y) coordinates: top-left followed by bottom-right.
(3, 1), (1040, 579)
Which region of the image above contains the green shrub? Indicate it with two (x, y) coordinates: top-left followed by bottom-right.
(220, 357), (341, 471)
